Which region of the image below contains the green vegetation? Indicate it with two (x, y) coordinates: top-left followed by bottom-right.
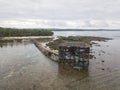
(35, 38), (53, 42)
(47, 36), (110, 50)
(0, 27), (53, 37)
(60, 36), (88, 41)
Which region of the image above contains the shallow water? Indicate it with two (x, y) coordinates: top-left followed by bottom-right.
(0, 31), (120, 90)
(54, 30), (120, 38)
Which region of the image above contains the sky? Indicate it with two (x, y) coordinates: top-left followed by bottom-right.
(0, 0), (120, 29)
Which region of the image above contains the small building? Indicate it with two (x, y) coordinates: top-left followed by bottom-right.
(59, 42), (90, 66)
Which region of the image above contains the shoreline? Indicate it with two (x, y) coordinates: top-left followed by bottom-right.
(46, 36), (112, 50)
(0, 36), (54, 40)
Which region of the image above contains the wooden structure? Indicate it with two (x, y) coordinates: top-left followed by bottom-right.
(59, 42), (90, 66)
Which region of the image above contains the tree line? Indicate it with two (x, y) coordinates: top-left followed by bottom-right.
(0, 27), (54, 37)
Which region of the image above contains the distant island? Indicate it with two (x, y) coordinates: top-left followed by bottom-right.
(50, 29), (120, 31)
(0, 27), (53, 37)
(26, 28), (120, 31)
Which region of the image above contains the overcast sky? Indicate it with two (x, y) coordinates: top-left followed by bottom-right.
(0, 0), (120, 29)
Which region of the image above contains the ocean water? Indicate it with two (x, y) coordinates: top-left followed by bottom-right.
(0, 31), (120, 90)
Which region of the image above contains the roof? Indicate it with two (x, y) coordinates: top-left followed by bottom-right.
(59, 42), (90, 48)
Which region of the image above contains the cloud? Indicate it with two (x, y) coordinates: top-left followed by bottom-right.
(0, 19), (120, 29)
(0, 0), (120, 20)
(0, 0), (120, 28)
